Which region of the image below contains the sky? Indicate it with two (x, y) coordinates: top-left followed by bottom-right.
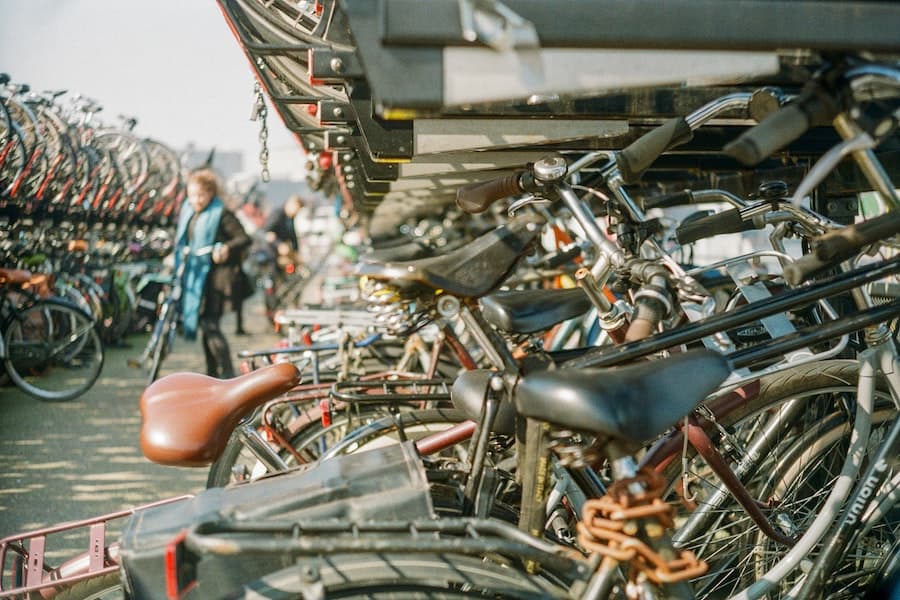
(0, 0), (305, 180)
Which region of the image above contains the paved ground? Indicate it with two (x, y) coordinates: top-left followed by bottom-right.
(0, 295), (282, 561)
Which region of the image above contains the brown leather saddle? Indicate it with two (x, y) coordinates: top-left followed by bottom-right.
(140, 362), (301, 467)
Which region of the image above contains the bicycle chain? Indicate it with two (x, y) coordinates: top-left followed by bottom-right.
(252, 80), (271, 182)
(577, 468), (708, 587)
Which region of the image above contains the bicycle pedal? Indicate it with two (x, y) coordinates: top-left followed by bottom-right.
(126, 358), (142, 369)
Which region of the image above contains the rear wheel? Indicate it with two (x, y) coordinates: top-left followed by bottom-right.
(241, 552), (564, 599)
(3, 299), (104, 401)
(53, 573), (123, 600)
(207, 407), (465, 487)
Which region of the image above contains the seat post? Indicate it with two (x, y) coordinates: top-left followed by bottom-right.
(517, 416), (553, 573)
(457, 302), (518, 372)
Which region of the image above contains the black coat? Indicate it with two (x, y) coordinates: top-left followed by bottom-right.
(201, 209), (252, 315)
(265, 210), (299, 250)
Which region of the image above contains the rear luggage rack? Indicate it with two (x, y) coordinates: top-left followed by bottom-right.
(330, 378), (452, 405)
(184, 516), (588, 581)
(0, 495), (191, 599)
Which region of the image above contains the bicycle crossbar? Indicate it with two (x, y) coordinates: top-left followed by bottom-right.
(565, 255), (900, 369)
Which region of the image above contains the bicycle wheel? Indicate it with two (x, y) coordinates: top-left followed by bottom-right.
(667, 360), (895, 599)
(749, 408), (897, 599)
(3, 299), (104, 401)
(206, 407), (465, 487)
(53, 573), (123, 600)
(147, 305), (176, 386)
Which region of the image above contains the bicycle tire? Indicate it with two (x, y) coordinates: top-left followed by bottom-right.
(3, 299), (104, 401)
(749, 408), (897, 599)
(52, 572), (123, 600)
(238, 552), (566, 599)
(147, 304), (176, 386)
(665, 360), (894, 599)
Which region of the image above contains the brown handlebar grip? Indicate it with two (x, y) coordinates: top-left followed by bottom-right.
(456, 172), (524, 214)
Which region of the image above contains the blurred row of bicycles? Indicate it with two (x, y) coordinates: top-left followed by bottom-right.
(3, 1), (900, 599)
(0, 73), (183, 227)
(0, 74), (187, 400)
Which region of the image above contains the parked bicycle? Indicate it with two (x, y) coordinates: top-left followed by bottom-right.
(128, 245), (216, 386)
(0, 268), (103, 401)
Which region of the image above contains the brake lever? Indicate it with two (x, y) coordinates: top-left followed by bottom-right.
(507, 194), (551, 217)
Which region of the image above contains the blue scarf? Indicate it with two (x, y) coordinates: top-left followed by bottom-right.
(174, 197), (224, 340)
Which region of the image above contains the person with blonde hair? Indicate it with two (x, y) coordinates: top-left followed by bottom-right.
(174, 168), (251, 378)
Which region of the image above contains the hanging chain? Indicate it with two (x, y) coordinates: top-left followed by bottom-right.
(252, 80), (271, 182)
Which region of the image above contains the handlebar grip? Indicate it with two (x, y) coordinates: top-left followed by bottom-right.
(784, 212), (900, 286)
(616, 117), (693, 184)
(456, 172), (524, 214)
(782, 252), (835, 286)
(675, 209), (755, 245)
(723, 104), (810, 166)
(814, 211), (900, 262)
(642, 189), (695, 210)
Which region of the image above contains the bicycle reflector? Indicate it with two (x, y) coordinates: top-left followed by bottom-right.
(320, 398), (333, 427)
(164, 530), (197, 600)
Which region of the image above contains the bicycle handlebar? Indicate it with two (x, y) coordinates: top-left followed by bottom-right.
(724, 85), (840, 166)
(455, 171), (525, 214)
(675, 208), (760, 245)
(783, 211), (900, 285)
(616, 117), (694, 184)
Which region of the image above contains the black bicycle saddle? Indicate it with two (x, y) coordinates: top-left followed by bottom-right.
(356, 214), (544, 298)
(481, 288), (592, 334)
(514, 349), (731, 444)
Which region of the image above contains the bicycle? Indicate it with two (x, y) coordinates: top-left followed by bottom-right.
(0, 269), (104, 401)
(128, 245), (215, 386)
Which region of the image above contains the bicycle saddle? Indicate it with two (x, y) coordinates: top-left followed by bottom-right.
(480, 288), (592, 334)
(356, 214), (544, 298)
(451, 370), (517, 435)
(140, 363), (300, 467)
(359, 241), (435, 264)
(0, 269), (33, 285)
(514, 349), (730, 445)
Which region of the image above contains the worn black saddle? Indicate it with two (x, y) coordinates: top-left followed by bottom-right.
(481, 288), (592, 334)
(356, 215), (543, 298)
(514, 349), (731, 444)
(360, 241), (435, 264)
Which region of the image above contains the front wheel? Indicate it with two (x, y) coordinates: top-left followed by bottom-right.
(147, 305), (176, 386)
(3, 299), (104, 401)
(668, 360), (896, 599)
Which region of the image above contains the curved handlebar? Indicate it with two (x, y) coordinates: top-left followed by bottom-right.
(616, 117), (693, 184)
